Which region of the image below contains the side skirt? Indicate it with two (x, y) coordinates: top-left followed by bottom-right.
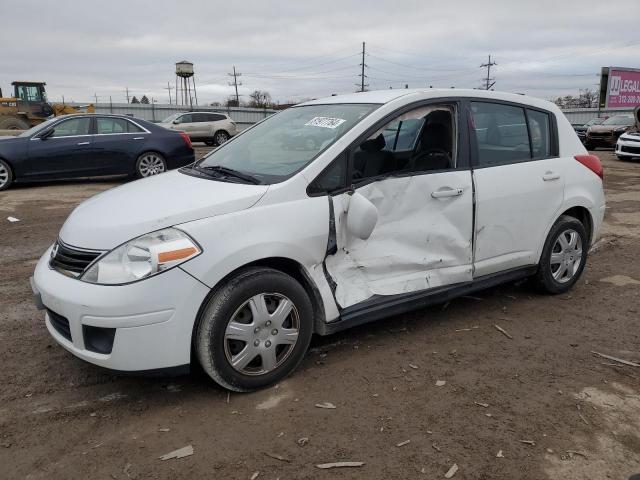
(316, 265), (537, 336)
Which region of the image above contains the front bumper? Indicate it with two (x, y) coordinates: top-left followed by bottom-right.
(32, 245), (210, 371)
(616, 137), (640, 157)
(585, 134), (617, 148)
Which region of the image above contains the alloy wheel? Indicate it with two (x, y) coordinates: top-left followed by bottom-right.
(550, 228), (583, 283)
(0, 163), (9, 188)
(215, 132), (229, 145)
(224, 293), (300, 376)
(138, 154), (166, 177)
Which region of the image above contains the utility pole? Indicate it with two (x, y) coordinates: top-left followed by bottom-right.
(480, 54), (497, 90)
(356, 42), (368, 92)
(124, 86), (130, 103)
(164, 82), (173, 105)
(94, 93), (99, 105)
(227, 66), (242, 106)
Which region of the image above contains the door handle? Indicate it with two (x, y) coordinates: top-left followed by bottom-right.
(76, 141), (90, 146)
(132, 137), (144, 140)
(431, 187), (464, 199)
(543, 171), (561, 181)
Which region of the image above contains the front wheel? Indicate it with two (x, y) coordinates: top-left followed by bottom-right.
(0, 159), (13, 191)
(534, 215), (588, 294)
(195, 267), (314, 392)
(135, 152), (167, 178)
(617, 155), (630, 161)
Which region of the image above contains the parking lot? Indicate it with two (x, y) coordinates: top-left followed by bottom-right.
(0, 149), (638, 479)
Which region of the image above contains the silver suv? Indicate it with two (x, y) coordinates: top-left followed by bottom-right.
(158, 112), (237, 146)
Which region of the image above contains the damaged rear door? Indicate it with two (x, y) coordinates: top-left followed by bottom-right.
(322, 101), (474, 309)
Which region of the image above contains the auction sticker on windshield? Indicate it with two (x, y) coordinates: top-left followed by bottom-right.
(305, 117), (346, 129)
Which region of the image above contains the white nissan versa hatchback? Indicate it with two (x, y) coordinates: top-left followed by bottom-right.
(31, 89), (605, 391)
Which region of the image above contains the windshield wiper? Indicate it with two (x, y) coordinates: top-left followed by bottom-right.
(201, 165), (261, 184)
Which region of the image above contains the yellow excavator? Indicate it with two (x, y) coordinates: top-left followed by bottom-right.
(0, 81), (94, 130)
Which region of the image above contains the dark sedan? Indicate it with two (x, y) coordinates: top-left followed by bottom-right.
(0, 114), (194, 190)
(585, 114), (635, 150)
(572, 117), (606, 143)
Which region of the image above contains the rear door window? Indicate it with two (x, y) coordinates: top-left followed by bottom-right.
(96, 117), (129, 134)
(471, 102), (530, 166)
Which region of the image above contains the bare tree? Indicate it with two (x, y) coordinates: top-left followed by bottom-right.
(248, 90), (272, 109)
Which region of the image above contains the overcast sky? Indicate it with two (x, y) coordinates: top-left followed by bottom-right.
(2, 0), (640, 106)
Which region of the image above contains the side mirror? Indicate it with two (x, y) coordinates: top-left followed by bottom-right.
(345, 192), (378, 240)
(172, 119), (180, 125)
(39, 128), (54, 140)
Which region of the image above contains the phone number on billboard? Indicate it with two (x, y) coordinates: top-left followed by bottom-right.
(616, 95), (640, 104)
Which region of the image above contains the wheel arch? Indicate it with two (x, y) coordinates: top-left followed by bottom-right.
(190, 256), (327, 361)
(560, 205), (593, 246)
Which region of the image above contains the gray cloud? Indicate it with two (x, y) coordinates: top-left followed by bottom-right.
(2, 0), (639, 105)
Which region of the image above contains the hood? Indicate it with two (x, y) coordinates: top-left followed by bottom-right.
(588, 125), (618, 133)
(59, 170), (269, 250)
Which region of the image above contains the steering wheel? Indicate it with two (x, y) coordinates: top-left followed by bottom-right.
(410, 148), (450, 170)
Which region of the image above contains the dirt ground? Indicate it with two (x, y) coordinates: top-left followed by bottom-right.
(1, 149), (639, 480)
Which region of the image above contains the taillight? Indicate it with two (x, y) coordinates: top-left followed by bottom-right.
(179, 132), (193, 149)
(574, 154), (603, 179)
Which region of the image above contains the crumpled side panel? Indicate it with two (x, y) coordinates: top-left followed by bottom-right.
(325, 173), (473, 308)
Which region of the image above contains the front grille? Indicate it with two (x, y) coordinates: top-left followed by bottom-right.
(621, 145), (640, 154)
(589, 131), (612, 138)
(48, 309), (72, 341)
(49, 241), (102, 278)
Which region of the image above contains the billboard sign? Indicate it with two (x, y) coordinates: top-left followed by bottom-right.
(601, 67), (640, 108)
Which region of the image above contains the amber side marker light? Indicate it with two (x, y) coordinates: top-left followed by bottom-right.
(158, 246), (198, 264)
(574, 154), (604, 179)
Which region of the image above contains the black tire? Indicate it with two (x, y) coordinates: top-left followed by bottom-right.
(214, 130), (230, 146)
(0, 158), (13, 191)
(534, 215), (588, 294)
(617, 155), (630, 161)
(0, 116), (30, 130)
(584, 142), (594, 151)
(195, 267), (314, 392)
(135, 152), (167, 178)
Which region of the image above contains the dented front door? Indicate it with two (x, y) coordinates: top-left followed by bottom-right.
(325, 171), (474, 309)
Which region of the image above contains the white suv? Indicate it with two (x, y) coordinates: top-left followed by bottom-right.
(32, 89), (605, 391)
(158, 111), (237, 145)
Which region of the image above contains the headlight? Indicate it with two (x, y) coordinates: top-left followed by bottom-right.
(81, 228), (201, 285)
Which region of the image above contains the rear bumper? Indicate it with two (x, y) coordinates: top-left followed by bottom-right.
(32, 245), (210, 371)
(167, 151), (195, 169)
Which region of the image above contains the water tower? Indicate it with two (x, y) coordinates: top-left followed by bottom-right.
(175, 60), (198, 109)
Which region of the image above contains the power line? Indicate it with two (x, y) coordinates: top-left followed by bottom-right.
(227, 66), (242, 105)
(357, 42), (368, 92)
(480, 54), (497, 90)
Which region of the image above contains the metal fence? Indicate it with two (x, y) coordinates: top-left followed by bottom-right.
(560, 108), (634, 124)
(65, 102), (277, 130)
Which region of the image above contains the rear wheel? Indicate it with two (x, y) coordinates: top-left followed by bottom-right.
(196, 267), (314, 392)
(0, 159), (13, 191)
(135, 152), (167, 178)
(214, 130), (230, 145)
(534, 215), (588, 294)
(584, 142), (594, 150)
(0, 116), (30, 130)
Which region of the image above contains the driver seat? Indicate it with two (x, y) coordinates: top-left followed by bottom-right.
(412, 122), (452, 171)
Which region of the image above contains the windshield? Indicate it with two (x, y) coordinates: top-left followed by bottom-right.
(603, 115), (634, 126)
(17, 117), (58, 138)
(586, 118), (604, 126)
(195, 104), (378, 183)
(161, 112), (185, 123)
